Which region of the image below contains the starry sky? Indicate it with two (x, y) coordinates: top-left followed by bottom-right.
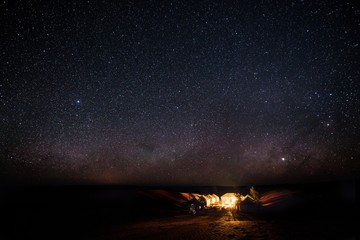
(1, 0), (359, 186)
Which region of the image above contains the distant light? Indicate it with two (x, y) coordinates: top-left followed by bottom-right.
(281, 157), (285, 161)
(76, 100), (81, 104)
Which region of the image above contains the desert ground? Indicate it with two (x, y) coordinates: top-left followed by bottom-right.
(0, 181), (356, 239)
(100, 207), (354, 240)
(102, 209), (278, 240)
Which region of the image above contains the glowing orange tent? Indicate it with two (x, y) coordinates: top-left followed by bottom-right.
(221, 193), (238, 209)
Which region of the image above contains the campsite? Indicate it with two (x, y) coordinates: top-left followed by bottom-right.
(1, 181), (356, 239)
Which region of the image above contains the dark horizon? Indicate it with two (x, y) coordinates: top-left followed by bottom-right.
(0, 174), (357, 188)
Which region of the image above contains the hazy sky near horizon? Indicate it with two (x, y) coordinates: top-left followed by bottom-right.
(1, 0), (359, 185)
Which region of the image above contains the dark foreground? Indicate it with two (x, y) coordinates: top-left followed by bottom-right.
(0, 181), (357, 239)
(101, 208), (355, 240)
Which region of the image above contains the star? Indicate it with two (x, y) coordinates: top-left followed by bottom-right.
(1, 0), (358, 185)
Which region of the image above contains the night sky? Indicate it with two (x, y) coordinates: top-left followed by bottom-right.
(1, 0), (359, 186)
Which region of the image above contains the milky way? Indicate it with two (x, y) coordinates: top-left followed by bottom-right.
(1, 0), (359, 185)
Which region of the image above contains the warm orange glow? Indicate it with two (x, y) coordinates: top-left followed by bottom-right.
(221, 193), (238, 209)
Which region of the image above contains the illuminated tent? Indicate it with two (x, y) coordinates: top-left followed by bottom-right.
(180, 193), (207, 209)
(221, 193), (238, 209)
(211, 194), (220, 204)
(180, 193), (220, 208)
(200, 194), (220, 207)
